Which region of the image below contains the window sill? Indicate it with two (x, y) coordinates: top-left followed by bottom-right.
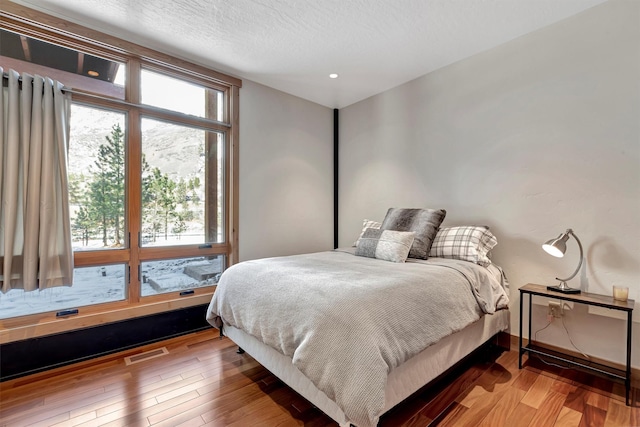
(0, 292), (214, 344)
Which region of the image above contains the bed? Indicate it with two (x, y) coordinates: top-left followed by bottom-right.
(205, 243), (510, 427)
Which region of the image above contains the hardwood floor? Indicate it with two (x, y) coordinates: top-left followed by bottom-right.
(1, 330), (638, 427)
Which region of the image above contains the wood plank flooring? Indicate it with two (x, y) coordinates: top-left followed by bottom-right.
(1, 330), (638, 426)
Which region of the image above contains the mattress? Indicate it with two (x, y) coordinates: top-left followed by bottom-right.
(208, 249), (510, 426)
(222, 308), (509, 426)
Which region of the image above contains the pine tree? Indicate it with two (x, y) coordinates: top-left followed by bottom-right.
(171, 178), (191, 241)
(140, 155), (155, 242)
(176, 178), (189, 209)
(72, 206), (93, 246)
(69, 172), (93, 246)
(68, 172), (85, 206)
(172, 212), (187, 239)
(188, 177), (201, 204)
(107, 124), (125, 245)
(88, 124), (125, 247)
(148, 167), (177, 240)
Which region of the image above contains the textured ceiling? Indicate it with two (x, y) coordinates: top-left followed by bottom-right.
(10, 0), (608, 108)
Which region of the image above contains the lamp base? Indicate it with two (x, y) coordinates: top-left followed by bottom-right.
(547, 284), (581, 294)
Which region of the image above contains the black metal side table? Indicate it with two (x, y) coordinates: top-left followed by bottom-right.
(519, 283), (634, 406)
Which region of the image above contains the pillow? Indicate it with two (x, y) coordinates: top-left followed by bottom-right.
(380, 208), (446, 259)
(355, 228), (415, 263)
(429, 226), (497, 266)
(353, 219), (382, 246)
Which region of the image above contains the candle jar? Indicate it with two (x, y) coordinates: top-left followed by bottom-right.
(612, 285), (629, 302)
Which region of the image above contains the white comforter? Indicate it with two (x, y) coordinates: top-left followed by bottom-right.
(206, 249), (509, 427)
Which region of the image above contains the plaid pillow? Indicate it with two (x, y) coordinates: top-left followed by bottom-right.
(353, 219), (382, 246)
(429, 226), (497, 266)
(355, 228), (415, 263)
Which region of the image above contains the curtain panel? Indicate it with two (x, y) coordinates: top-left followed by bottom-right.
(1, 68), (74, 293)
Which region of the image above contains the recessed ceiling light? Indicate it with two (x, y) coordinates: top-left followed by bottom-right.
(329, 73), (339, 79)
(87, 70), (99, 77)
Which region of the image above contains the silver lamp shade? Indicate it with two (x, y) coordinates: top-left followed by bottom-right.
(542, 229), (583, 294)
(542, 233), (570, 258)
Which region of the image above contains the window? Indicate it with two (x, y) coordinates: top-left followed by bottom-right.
(0, 105), (129, 319)
(140, 118), (225, 247)
(0, 264), (127, 319)
(69, 105), (127, 251)
(0, 7), (240, 333)
(0, 28), (126, 99)
(141, 256), (224, 297)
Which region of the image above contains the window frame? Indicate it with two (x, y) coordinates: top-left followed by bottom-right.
(0, 4), (240, 342)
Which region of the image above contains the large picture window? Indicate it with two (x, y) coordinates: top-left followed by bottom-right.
(140, 118), (225, 247)
(0, 8), (240, 334)
(69, 105), (127, 251)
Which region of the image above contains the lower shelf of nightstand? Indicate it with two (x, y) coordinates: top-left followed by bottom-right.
(522, 343), (627, 382)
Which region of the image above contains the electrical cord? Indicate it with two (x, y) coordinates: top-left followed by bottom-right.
(535, 357), (575, 371)
(531, 303), (590, 363)
(533, 318), (552, 343)
(562, 303), (590, 360)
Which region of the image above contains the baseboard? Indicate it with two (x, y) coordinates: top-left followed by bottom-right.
(0, 304), (213, 382)
(495, 331), (511, 350)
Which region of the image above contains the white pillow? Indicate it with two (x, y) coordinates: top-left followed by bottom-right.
(355, 228), (415, 263)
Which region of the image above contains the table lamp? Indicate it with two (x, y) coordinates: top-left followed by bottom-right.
(542, 228), (583, 294)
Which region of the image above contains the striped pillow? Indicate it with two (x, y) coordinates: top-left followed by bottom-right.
(355, 228), (415, 263)
(429, 226), (497, 266)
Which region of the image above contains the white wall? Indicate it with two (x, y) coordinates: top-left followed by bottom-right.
(339, 0), (640, 367)
(239, 80), (334, 261)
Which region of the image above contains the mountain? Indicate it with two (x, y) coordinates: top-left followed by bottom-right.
(68, 104), (207, 181)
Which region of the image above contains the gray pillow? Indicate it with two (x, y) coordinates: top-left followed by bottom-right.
(355, 228), (415, 263)
(380, 208), (446, 259)
(353, 219), (382, 247)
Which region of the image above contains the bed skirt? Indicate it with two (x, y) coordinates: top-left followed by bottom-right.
(222, 309), (510, 426)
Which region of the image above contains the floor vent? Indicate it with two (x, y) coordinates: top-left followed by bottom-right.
(124, 347), (169, 366)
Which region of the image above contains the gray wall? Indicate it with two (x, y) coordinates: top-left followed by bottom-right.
(239, 80), (334, 261)
(339, 0), (640, 366)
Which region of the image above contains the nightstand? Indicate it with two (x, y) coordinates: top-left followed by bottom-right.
(518, 283), (634, 406)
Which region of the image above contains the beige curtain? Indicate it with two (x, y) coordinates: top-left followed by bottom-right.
(1, 68), (73, 293)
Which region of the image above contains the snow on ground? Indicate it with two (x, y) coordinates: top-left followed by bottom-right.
(0, 255), (222, 319)
(0, 265), (125, 319)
